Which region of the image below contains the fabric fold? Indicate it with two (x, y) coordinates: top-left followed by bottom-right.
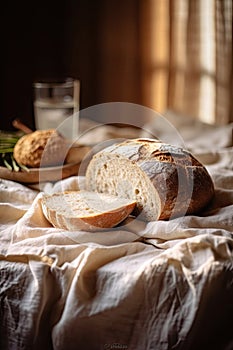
(0, 118), (233, 349)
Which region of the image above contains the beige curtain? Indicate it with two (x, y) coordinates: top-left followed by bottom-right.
(140, 0), (233, 124)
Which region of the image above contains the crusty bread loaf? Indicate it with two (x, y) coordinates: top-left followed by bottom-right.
(13, 129), (68, 168)
(41, 190), (136, 231)
(85, 138), (215, 221)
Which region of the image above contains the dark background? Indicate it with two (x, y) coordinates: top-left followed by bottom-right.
(0, 0), (142, 131)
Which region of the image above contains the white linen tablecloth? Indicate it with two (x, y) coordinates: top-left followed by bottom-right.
(0, 116), (233, 350)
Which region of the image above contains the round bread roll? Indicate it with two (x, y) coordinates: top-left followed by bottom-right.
(41, 190), (136, 231)
(85, 138), (215, 221)
(13, 129), (68, 168)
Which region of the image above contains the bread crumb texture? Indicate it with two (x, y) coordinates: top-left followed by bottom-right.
(41, 190), (136, 231)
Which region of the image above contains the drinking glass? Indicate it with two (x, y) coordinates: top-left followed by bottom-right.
(33, 78), (80, 140)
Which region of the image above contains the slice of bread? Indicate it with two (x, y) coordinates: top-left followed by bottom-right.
(41, 190), (136, 231)
(85, 138), (215, 221)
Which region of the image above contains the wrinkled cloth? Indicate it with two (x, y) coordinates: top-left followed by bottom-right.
(0, 118), (233, 350)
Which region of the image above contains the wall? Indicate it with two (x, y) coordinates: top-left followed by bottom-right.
(0, 0), (141, 131)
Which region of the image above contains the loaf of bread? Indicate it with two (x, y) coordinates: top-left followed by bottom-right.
(13, 129), (68, 168)
(85, 138), (214, 221)
(41, 190), (136, 231)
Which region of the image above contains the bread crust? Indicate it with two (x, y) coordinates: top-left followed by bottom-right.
(86, 138), (215, 221)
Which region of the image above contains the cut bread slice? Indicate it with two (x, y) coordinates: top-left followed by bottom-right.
(41, 190), (136, 231)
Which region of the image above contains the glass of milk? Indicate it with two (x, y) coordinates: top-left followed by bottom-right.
(33, 78), (80, 140)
